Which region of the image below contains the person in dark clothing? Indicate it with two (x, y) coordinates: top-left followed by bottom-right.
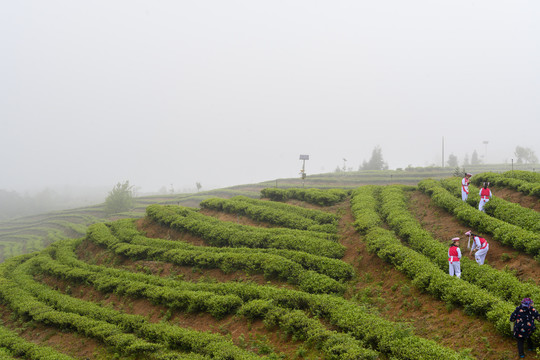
(510, 298), (539, 358)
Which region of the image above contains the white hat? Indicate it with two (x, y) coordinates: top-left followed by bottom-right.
(452, 237), (460, 242)
(464, 231), (472, 236)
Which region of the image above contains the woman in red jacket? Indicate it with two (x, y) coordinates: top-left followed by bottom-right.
(478, 182), (492, 212)
(461, 173), (472, 201)
(448, 237), (462, 278)
(465, 231), (489, 265)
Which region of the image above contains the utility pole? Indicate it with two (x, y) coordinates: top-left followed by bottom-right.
(511, 158), (514, 174)
(442, 137), (445, 168)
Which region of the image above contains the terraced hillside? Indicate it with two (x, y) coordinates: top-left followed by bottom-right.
(1, 164), (533, 262)
(0, 189), (262, 263)
(0, 171), (540, 359)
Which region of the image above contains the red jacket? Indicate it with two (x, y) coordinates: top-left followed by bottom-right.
(448, 245), (461, 262)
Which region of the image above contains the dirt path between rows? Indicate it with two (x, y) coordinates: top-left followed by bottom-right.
(493, 187), (540, 212)
(336, 199), (520, 360)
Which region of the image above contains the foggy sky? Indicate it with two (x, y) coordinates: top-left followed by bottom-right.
(1, 1), (539, 194)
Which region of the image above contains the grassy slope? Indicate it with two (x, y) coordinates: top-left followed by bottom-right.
(0, 166), (539, 359)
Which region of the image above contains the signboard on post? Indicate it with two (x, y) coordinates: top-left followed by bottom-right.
(299, 155), (309, 186)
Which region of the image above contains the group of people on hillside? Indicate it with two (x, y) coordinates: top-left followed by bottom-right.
(447, 230), (489, 279)
(461, 172), (492, 212)
(453, 173), (491, 272)
(452, 173), (492, 271)
(448, 232), (538, 357)
(455, 173), (537, 357)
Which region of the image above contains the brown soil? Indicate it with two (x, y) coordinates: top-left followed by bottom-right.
(0, 304), (103, 359)
(493, 187), (540, 212)
(35, 274), (308, 358)
(76, 236), (292, 288)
